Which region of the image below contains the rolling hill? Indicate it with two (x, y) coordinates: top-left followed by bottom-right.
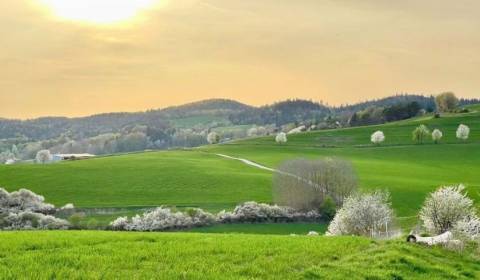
(0, 109), (479, 229)
(1, 107), (480, 279)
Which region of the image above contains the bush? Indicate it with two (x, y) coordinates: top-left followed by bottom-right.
(412, 125), (429, 144)
(2, 211), (69, 230)
(326, 191), (395, 238)
(35, 150), (52, 164)
(319, 196), (336, 221)
(217, 201), (321, 223)
(273, 158), (357, 211)
(0, 188), (55, 214)
(453, 216), (480, 243)
(371, 131), (385, 145)
(432, 129), (443, 144)
(110, 207), (216, 231)
(207, 132), (220, 144)
(68, 213), (86, 229)
(419, 185), (475, 234)
(0, 188), (69, 230)
(275, 132), (287, 144)
(456, 124), (470, 141)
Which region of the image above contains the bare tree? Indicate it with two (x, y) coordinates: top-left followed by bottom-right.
(435, 92), (458, 113)
(273, 158), (358, 211)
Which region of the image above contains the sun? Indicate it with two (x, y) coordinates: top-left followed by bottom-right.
(39, 0), (160, 24)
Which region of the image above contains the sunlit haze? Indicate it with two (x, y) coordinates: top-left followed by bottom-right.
(40, 0), (161, 24)
(1, 0), (479, 118)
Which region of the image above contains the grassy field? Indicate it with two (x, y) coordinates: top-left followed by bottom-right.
(0, 111), (479, 230)
(1, 111), (480, 278)
(189, 223), (328, 235)
(1, 231), (479, 280)
(0, 151), (271, 211)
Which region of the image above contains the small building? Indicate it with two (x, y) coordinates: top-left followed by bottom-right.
(52, 153), (95, 162)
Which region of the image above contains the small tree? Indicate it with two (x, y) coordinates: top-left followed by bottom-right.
(419, 185), (475, 234)
(275, 132), (287, 144)
(371, 131), (385, 145)
(326, 191), (395, 238)
(456, 124), (470, 141)
(431, 129), (443, 144)
(206, 132), (220, 144)
(412, 125), (430, 144)
(35, 150), (52, 164)
(273, 158), (357, 211)
(247, 127), (258, 137)
(435, 92), (458, 113)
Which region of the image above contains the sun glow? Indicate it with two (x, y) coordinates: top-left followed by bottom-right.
(39, 0), (160, 24)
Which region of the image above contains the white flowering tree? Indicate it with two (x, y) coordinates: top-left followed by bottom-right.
(275, 132), (287, 144)
(431, 129), (443, 144)
(412, 125), (429, 144)
(206, 132), (220, 144)
(326, 191), (395, 238)
(419, 185), (475, 234)
(453, 216), (480, 243)
(247, 127), (258, 137)
(35, 150), (52, 164)
(371, 131), (385, 145)
(456, 124), (470, 141)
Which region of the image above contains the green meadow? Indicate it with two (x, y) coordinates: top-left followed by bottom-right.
(1, 110), (478, 226)
(1, 231), (479, 280)
(1, 109), (480, 278)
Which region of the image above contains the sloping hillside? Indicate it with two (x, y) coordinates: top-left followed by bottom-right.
(0, 111), (478, 226)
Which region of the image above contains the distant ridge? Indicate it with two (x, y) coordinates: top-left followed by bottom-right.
(0, 94), (478, 141)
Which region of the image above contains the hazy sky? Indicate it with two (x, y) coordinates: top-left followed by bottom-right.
(1, 0), (479, 119)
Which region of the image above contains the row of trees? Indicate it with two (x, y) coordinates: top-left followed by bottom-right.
(371, 124), (471, 145)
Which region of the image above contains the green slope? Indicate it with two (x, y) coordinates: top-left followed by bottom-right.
(1, 231), (478, 279)
(0, 111), (478, 223)
(0, 151), (271, 211)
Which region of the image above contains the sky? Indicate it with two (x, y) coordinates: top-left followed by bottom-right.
(1, 0), (479, 119)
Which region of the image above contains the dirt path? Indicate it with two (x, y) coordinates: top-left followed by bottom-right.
(215, 154), (276, 172)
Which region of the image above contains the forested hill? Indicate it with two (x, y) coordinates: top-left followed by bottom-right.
(1, 95), (479, 142)
(0, 99), (251, 140)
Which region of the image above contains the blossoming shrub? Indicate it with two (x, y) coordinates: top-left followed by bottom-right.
(456, 124), (470, 140)
(2, 212), (69, 230)
(217, 201), (321, 223)
(110, 207), (216, 231)
(371, 131), (385, 145)
(431, 129), (443, 144)
(111, 202), (322, 231)
(326, 191), (395, 238)
(275, 132), (287, 144)
(419, 185), (475, 234)
(453, 216), (480, 243)
(0, 188), (55, 214)
(0, 188), (70, 230)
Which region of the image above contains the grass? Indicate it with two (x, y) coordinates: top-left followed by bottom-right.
(0, 231), (478, 279)
(1, 111), (480, 278)
(189, 223), (327, 235)
(0, 150), (271, 211)
(203, 112), (480, 224)
(0, 111), (479, 229)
